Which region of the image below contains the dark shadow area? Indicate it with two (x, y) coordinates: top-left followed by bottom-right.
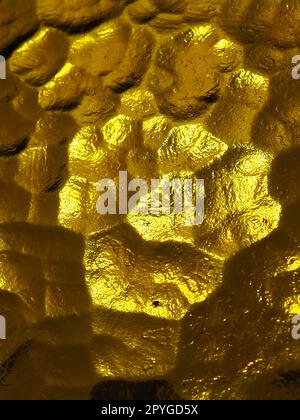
(268, 146), (300, 207)
(0, 136), (29, 157)
(1, 27), (40, 59)
(273, 370), (300, 388)
(90, 379), (182, 401)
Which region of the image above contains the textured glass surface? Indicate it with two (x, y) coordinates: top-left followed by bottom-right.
(0, 0), (299, 400)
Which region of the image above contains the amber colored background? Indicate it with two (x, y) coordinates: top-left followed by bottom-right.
(0, 0), (300, 400)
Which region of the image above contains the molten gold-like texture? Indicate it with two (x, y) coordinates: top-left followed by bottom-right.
(0, 0), (300, 400)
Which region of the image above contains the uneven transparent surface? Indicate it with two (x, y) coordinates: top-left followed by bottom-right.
(0, 0), (299, 400)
